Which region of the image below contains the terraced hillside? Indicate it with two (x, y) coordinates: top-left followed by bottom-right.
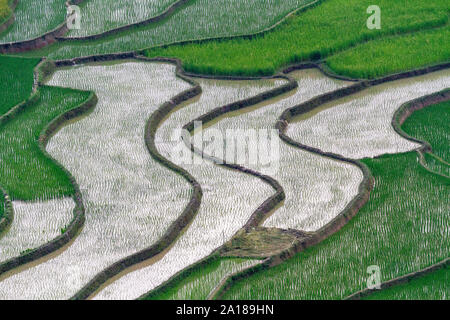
(0, 0), (67, 43)
(0, 0), (448, 301)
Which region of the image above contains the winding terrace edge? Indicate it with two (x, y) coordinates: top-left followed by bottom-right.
(391, 88), (450, 178)
(1, 0), (323, 55)
(0, 0), (19, 34)
(57, 0), (192, 41)
(0, 186), (13, 238)
(0, 0), (86, 54)
(207, 63), (450, 300)
(0, 64), (97, 277)
(137, 62), (449, 301)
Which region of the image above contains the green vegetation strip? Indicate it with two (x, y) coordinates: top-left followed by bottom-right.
(0, 55), (40, 116)
(0, 55), (37, 236)
(142, 254), (257, 300)
(363, 262), (449, 300)
(0, 0), (67, 43)
(64, 0), (189, 40)
(143, 0), (448, 78)
(391, 90), (450, 178)
(403, 99), (450, 177)
(220, 152), (449, 299)
(0, 86), (90, 200)
(0, 191), (3, 219)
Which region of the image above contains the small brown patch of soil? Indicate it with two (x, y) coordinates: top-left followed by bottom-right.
(220, 227), (310, 258)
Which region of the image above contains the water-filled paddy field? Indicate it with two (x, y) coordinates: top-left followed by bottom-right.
(0, 0), (448, 302)
(93, 75), (281, 300)
(201, 69), (363, 231)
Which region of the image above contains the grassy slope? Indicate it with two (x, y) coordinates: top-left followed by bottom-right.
(143, 257), (255, 300)
(221, 152), (449, 299)
(363, 265), (449, 300)
(143, 0), (449, 77)
(0, 0), (10, 22)
(0, 85), (90, 201)
(18, 0), (312, 59)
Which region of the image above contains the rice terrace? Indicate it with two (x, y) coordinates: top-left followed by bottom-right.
(0, 0), (448, 305)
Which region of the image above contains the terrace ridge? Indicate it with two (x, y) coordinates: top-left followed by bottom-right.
(345, 258), (450, 300)
(0, 186), (13, 238)
(0, 89), (97, 278)
(1, 0), (323, 56)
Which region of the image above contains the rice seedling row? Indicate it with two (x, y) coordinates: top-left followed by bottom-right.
(144, 256), (259, 300)
(0, 62), (193, 299)
(202, 69), (363, 231)
(20, 0), (313, 59)
(92, 75), (280, 300)
(0, 0), (67, 43)
(143, 0), (449, 77)
(286, 70), (450, 159)
(363, 264), (449, 300)
(0, 198), (74, 261)
(0, 55), (40, 116)
(66, 0), (179, 37)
